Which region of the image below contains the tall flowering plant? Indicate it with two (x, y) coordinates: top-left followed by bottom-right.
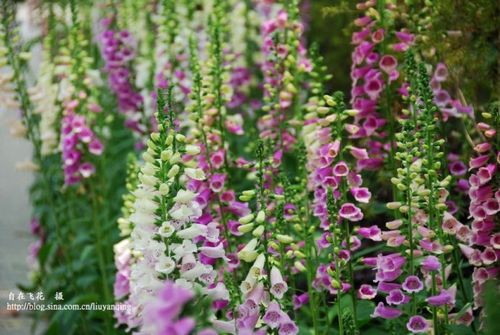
(349, 0), (415, 174)
(126, 88), (226, 331)
(459, 105), (499, 328)
(99, 17), (147, 140)
(303, 92), (372, 334)
(365, 52), (471, 334)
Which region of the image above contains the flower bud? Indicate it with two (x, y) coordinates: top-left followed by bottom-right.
(325, 99), (335, 107)
(439, 179), (450, 187)
(166, 135), (173, 145)
(238, 223), (254, 234)
(147, 139), (156, 150)
(175, 134), (186, 142)
(391, 177), (401, 185)
(276, 234), (294, 244)
(252, 225), (265, 237)
(159, 183), (169, 195)
(239, 195), (252, 202)
(330, 279), (341, 289)
(169, 152), (181, 164)
(242, 190), (256, 197)
(317, 106), (330, 115)
(443, 245), (454, 253)
(185, 168), (205, 181)
(19, 51), (31, 60)
(139, 173), (157, 187)
(345, 109), (359, 116)
(161, 150), (171, 161)
(117, 218), (129, 226)
(294, 250), (306, 258)
(418, 189), (431, 196)
(151, 132), (160, 141)
(286, 83), (297, 94)
(304, 112), (317, 120)
(142, 152), (155, 164)
(239, 214), (255, 224)
(387, 202), (402, 210)
(167, 164), (180, 178)
(185, 145), (200, 155)
(238, 239), (259, 262)
(294, 261), (306, 272)
(435, 203), (447, 211)
(273, 194), (285, 200)
(256, 210), (266, 223)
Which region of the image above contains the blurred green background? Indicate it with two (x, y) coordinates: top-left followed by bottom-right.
(305, 0), (499, 108)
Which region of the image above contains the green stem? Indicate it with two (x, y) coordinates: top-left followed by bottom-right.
(257, 145), (272, 290)
(405, 161), (416, 316)
(328, 189), (343, 335)
(385, 85), (398, 200)
(298, 145), (320, 334)
(431, 272), (439, 334)
(338, 170), (357, 330)
(89, 184), (114, 334)
(450, 238), (469, 302)
(343, 219), (358, 330)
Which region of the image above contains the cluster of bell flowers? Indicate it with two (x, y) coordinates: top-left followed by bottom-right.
(119, 88), (228, 331)
(363, 55), (469, 335)
(349, 0), (416, 172)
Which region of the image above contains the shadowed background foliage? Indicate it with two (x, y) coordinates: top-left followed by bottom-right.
(305, 0), (499, 108)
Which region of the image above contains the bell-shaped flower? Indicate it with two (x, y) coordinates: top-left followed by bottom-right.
(371, 302), (402, 319)
(262, 301), (283, 329)
(357, 225), (381, 241)
(357, 284), (377, 300)
(200, 243), (226, 259)
(249, 254), (266, 279)
(177, 224), (208, 240)
(270, 266), (288, 299)
(406, 315), (429, 334)
(278, 313), (298, 335)
(402, 275), (424, 293)
(339, 203), (363, 222)
(420, 255), (441, 272)
(206, 282), (230, 301)
(238, 239), (259, 263)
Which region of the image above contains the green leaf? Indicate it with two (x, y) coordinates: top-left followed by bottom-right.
(80, 245), (95, 261)
(44, 318), (60, 335)
(447, 325), (474, 335)
(356, 300), (375, 325)
(38, 241), (57, 267)
(361, 327), (389, 335)
(328, 295), (352, 320)
(483, 280), (500, 335)
(75, 273), (99, 288)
